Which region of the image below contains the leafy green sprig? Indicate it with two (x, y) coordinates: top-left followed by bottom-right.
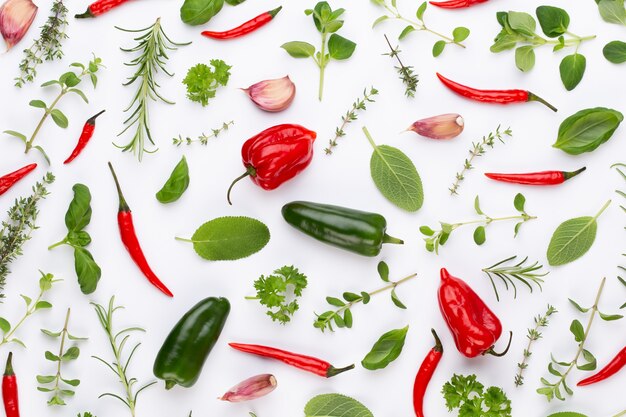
(173, 121), (234, 146)
(515, 305), (557, 387)
(482, 256), (549, 301)
(314, 261), (417, 332)
(420, 194), (536, 254)
(442, 374), (512, 417)
(325, 87), (378, 154)
(182, 60), (231, 107)
(614, 163), (626, 298)
(383, 35), (418, 98)
(591, 0), (626, 63)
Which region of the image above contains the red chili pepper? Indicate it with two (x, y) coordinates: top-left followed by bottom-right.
(75, 0), (131, 18)
(413, 329), (443, 417)
(2, 353), (19, 417)
(64, 110), (105, 164)
(436, 73), (558, 112)
(578, 346), (626, 386)
(430, 0), (487, 9)
(485, 167), (586, 185)
(227, 124), (316, 205)
(107, 162), (173, 297)
(0, 164), (37, 197)
(438, 268), (512, 358)
(228, 343), (354, 378)
(202, 7), (282, 40)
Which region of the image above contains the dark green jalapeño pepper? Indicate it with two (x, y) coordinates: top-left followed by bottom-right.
(281, 201), (403, 257)
(153, 297), (230, 389)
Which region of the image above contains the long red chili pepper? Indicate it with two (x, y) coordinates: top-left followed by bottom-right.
(228, 343), (354, 378)
(3, 353), (19, 417)
(64, 110), (105, 164)
(107, 162), (173, 297)
(436, 73), (558, 112)
(75, 0), (131, 18)
(485, 167), (586, 185)
(0, 164), (37, 197)
(413, 329), (443, 417)
(577, 346), (626, 386)
(202, 7), (282, 40)
(430, 0), (487, 9)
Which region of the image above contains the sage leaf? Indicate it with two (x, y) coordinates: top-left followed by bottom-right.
(361, 326), (408, 370)
(65, 184), (92, 232)
(603, 40), (626, 63)
(74, 248), (101, 295)
(536, 5), (570, 37)
(327, 34), (356, 60)
(179, 216), (270, 261)
(560, 53), (586, 91)
(553, 107), (624, 155)
(156, 156), (190, 204)
(304, 393), (374, 417)
(515, 46), (536, 72)
(416, 1), (427, 20)
(180, 0), (224, 25)
(598, 0), (626, 24)
(281, 41), (316, 58)
(363, 127), (424, 212)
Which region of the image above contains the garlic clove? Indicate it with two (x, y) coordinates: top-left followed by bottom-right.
(242, 75), (296, 112)
(0, 0), (38, 51)
(408, 113), (464, 140)
(219, 374), (277, 402)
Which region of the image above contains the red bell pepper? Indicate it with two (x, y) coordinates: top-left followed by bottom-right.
(227, 124), (316, 205)
(438, 268), (511, 358)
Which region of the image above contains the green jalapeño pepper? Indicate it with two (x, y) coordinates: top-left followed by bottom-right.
(153, 297), (230, 389)
(281, 201), (403, 257)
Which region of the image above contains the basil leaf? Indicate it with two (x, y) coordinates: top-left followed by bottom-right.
(156, 156), (190, 204)
(553, 107), (624, 154)
(304, 394), (374, 417)
(598, 0), (626, 24)
(67, 231), (91, 247)
(180, 0), (224, 26)
(515, 45), (536, 72)
(281, 41), (316, 58)
(559, 53), (586, 91)
(361, 326), (408, 370)
(327, 34), (356, 60)
(224, 0), (245, 4)
(65, 184), (92, 232)
(603, 40), (626, 63)
(536, 5), (570, 38)
(507, 11), (536, 37)
(74, 248), (101, 294)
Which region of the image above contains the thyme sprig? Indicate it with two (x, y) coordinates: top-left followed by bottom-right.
(482, 256), (549, 302)
(115, 18), (190, 161)
(515, 305), (557, 387)
(325, 87), (378, 155)
(173, 121), (234, 146)
(383, 34), (418, 98)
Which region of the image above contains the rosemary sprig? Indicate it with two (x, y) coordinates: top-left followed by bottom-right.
(613, 163), (626, 292)
(514, 305), (557, 387)
(449, 126), (512, 195)
(173, 121), (234, 146)
(0, 173), (54, 299)
(92, 297), (155, 417)
(482, 256), (549, 302)
(383, 34), (418, 98)
(325, 87), (378, 155)
(115, 18), (190, 161)
(15, 0), (69, 87)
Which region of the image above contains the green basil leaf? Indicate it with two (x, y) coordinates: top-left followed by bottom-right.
(224, 0), (245, 4)
(74, 248), (101, 294)
(67, 231), (92, 247)
(281, 41), (316, 58)
(603, 40), (626, 63)
(304, 394), (373, 417)
(156, 156), (190, 204)
(507, 11), (537, 37)
(361, 326), (408, 370)
(598, 0), (626, 24)
(560, 53), (586, 91)
(553, 107), (624, 154)
(547, 216), (598, 266)
(432, 40), (446, 57)
(515, 45), (536, 72)
(327, 34), (356, 60)
(65, 184), (92, 232)
(390, 289), (406, 309)
(180, 0), (224, 25)
(536, 5), (570, 37)
(50, 109), (69, 128)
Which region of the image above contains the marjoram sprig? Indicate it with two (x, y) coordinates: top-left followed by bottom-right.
(325, 87), (378, 154)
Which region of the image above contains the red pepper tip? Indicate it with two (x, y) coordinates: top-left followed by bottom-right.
(439, 268), (450, 281)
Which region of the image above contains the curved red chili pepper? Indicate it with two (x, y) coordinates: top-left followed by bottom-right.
(107, 162), (173, 297)
(3, 353), (19, 417)
(0, 164), (37, 197)
(413, 329), (443, 417)
(229, 343), (354, 377)
(202, 7), (282, 40)
(436, 73), (558, 112)
(430, 0), (487, 9)
(64, 110), (105, 164)
(227, 124), (316, 205)
(578, 346), (626, 386)
(75, 0), (131, 18)
(485, 167), (586, 185)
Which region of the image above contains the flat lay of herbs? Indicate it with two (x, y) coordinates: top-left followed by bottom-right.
(0, 0), (625, 416)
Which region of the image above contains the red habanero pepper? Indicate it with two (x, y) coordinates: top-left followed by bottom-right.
(485, 167), (586, 186)
(202, 7), (282, 40)
(413, 329), (443, 417)
(436, 73), (558, 112)
(64, 110), (105, 164)
(0, 164), (37, 197)
(107, 162), (173, 297)
(2, 353), (19, 417)
(578, 346), (626, 386)
(229, 343), (354, 378)
(226, 124), (316, 205)
(75, 0), (131, 18)
(430, 0), (487, 9)
(438, 268), (512, 358)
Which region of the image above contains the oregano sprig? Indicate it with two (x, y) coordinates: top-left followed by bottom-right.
(173, 121), (234, 146)
(515, 305), (557, 387)
(325, 87), (378, 154)
(482, 255), (549, 301)
(383, 34), (418, 98)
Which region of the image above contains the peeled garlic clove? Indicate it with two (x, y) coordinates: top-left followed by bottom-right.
(242, 76), (296, 112)
(408, 113), (464, 140)
(0, 0), (38, 51)
(219, 374), (277, 402)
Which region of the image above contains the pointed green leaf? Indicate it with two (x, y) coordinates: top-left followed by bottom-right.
(50, 109), (69, 128)
(391, 289), (406, 309)
(377, 261), (390, 282)
(473, 226), (486, 245)
(0, 318), (11, 333)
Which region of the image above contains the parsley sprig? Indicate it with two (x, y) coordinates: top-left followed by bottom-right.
(442, 374), (512, 417)
(246, 266), (308, 324)
(182, 60), (231, 107)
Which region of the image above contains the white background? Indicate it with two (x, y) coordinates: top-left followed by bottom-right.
(1, 0), (625, 416)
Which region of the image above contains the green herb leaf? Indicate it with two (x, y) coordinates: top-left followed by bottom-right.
(45, 351), (60, 361)
(281, 41), (316, 58)
(399, 25), (415, 40)
(37, 375), (56, 383)
(569, 319), (585, 342)
(377, 261), (390, 282)
(598, 0), (626, 24)
(453, 27), (470, 42)
(553, 107), (624, 155)
(416, 2), (427, 20)
(156, 156), (190, 204)
(250, 265), (308, 324)
(473, 226), (486, 245)
(62, 346), (80, 360)
(560, 53), (586, 91)
(29, 100), (47, 109)
(50, 109), (68, 128)
(432, 40), (446, 57)
(67, 231), (91, 247)
(536, 5), (570, 37)
(390, 289), (406, 309)
(598, 312), (623, 321)
(514, 193), (526, 212)
(361, 326), (408, 370)
(0, 318), (11, 333)
(515, 46), (536, 72)
(328, 34), (356, 60)
(180, 0), (224, 25)
(65, 184), (92, 232)
(546, 413), (589, 417)
(304, 393), (374, 417)
(183, 61), (231, 107)
(507, 11), (537, 36)
(74, 248), (101, 295)
(603, 40), (626, 63)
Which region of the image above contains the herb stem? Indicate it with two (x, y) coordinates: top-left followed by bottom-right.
(593, 200), (612, 220)
(515, 305), (556, 386)
(25, 90), (65, 154)
(318, 32), (328, 101)
(613, 410), (626, 417)
(0, 281), (48, 347)
(48, 239), (67, 250)
(325, 87), (378, 154)
(51, 309), (71, 398)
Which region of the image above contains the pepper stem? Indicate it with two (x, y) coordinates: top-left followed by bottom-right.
(268, 6), (283, 18)
(4, 352), (14, 376)
(165, 380), (176, 390)
(431, 329), (443, 353)
(74, 8), (94, 18)
(48, 239), (67, 250)
(563, 166), (586, 181)
(382, 233), (404, 245)
(226, 166), (256, 206)
(107, 162), (130, 212)
(87, 109), (106, 125)
(484, 331), (513, 357)
(326, 363), (355, 377)
(527, 92), (558, 112)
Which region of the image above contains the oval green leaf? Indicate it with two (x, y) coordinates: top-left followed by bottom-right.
(281, 41), (316, 58)
(74, 247), (101, 294)
(547, 216), (597, 266)
(603, 40), (626, 63)
(598, 0), (626, 25)
(560, 53), (586, 91)
(156, 156), (190, 204)
(553, 107), (624, 155)
(453, 27), (470, 42)
(433, 40), (446, 57)
(507, 11), (536, 36)
(50, 109), (69, 128)
(536, 5), (570, 37)
(515, 46), (536, 72)
(65, 184), (92, 232)
(473, 226), (486, 245)
(328, 34), (356, 60)
(304, 394), (374, 417)
(180, 0), (224, 25)
(361, 326), (408, 370)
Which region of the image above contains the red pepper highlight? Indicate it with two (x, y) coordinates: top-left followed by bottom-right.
(413, 329), (443, 417)
(430, 0), (487, 8)
(438, 268), (512, 358)
(578, 346), (626, 386)
(3, 353), (19, 417)
(75, 0), (131, 18)
(202, 7), (282, 40)
(0, 164), (37, 197)
(107, 162), (173, 297)
(228, 343), (354, 378)
(64, 110), (105, 164)
(227, 124), (316, 205)
(485, 167), (586, 185)
(436, 73), (558, 112)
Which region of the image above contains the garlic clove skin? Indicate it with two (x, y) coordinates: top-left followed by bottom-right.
(0, 0), (38, 51)
(242, 76), (296, 112)
(408, 113), (464, 140)
(219, 374), (277, 402)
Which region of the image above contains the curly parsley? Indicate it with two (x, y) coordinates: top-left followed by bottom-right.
(246, 265), (307, 324)
(182, 60), (231, 107)
(442, 374), (512, 417)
